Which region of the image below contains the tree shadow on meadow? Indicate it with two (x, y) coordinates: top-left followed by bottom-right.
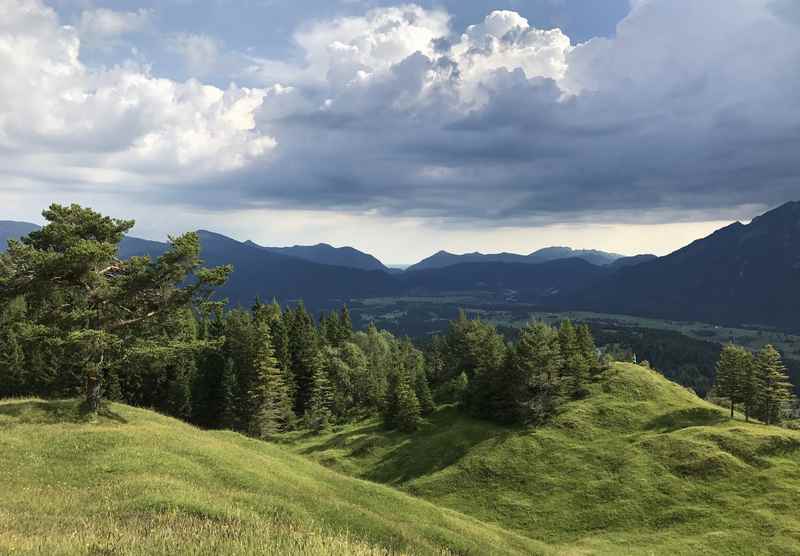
(300, 405), (515, 486)
(0, 399), (127, 425)
(645, 407), (728, 433)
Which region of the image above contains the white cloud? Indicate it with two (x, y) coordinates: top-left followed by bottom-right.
(0, 0), (275, 190)
(293, 5), (450, 87)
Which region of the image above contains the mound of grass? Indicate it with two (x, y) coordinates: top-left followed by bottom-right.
(0, 398), (551, 556)
(287, 363), (800, 555)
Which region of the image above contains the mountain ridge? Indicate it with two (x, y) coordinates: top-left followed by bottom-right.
(405, 246), (626, 272)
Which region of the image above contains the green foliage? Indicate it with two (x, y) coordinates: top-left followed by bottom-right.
(710, 343), (797, 425)
(304, 354), (334, 432)
(0, 204), (230, 411)
(754, 344), (796, 425)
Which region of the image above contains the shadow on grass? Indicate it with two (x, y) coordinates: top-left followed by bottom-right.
(0, 399), (128, 424)
(300, 405), (513, 485)
(645, 407), (727, 433)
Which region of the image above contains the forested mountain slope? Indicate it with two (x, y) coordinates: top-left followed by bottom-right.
(286, 363), (800, 555)
(568, 201), (800, 330)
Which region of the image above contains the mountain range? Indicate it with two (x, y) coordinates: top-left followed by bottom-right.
(405, 246), (625, 272)
(2, 201), (799, 330)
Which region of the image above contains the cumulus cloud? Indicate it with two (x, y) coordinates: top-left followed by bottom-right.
(0, 0), (275, 191)
(3, 0), (800, 233)
(233, 0), (800, 224)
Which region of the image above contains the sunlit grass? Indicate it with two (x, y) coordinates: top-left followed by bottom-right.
(0, 398), (550, 556)
(286, 363), (800, 555)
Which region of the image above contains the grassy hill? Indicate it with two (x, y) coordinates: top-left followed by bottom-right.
(3, 364), (799, 555)
(283, 363), (800, 555)
(0, 399), (551, 555)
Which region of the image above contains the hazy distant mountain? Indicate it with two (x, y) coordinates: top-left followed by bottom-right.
(568, 202), (800, 331)
(400, 258), (608, 302)
(245, 241), (390, 272)
(0, 221), (39, 248)
(0, 221), (170, 260)
(406, 247), (624, 272)
(198, 232), (396, 306)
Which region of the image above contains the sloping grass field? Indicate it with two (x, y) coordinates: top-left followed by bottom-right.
(2, 363), (799, 555)
(0, 399), (550, 555)
(284, 363), (800, 555)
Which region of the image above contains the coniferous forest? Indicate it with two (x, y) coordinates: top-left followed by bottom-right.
(0, 205), (610, 436)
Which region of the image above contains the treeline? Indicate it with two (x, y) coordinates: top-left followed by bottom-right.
(191, 301), (435, 435)
(426, 312), (607, 425)
(0, 204), (606, 436)
(712, 344), (796, 424)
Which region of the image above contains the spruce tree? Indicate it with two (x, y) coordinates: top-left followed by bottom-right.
(414, 367), (436, 416)
(286, 303), (321, 415)
(219, 358), (239, 431)
(715, 344), (746, 418)
(559, 320), (587, 397)
(737, 350), (758, 422)
(247, 321), (294, 437)
(305, 353), (334, 432)
(339, 306), (354, 344)
(394, 376), (422, 432)
(754, 345), (795, 425)
(504, 322), (562, 425)
(576, 324), (600, 376)
(384, 359), (421, 432)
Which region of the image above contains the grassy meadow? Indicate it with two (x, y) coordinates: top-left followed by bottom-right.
(283, 363), (800, 555)
(0, 399), (549, 556)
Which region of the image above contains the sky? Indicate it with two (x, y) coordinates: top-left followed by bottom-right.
(1, 0), (799, 264)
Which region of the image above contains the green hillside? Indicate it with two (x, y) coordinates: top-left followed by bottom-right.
(284, 363), (800, 555)
(0, 399), (550, 556)
(3, 363), (800, 555)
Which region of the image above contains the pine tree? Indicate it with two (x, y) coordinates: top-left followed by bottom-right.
(383, 359), (421, 432)
(339, 306), (354, 344)
(559, 320), (587, 397)
(394, 376), (422, 432)
(269, 301), (294, 403)
(754, 345), (795, 425)
(0, 204), (230, 411)
(247, 321), (294, 437)
(305, 353), (334, 432)
(504, 322), (562, 425)
(576, 324), (600, 376)
(414, 367), (436, 416)
(286, 303), (321, 415)
(737, 350), (758, 422)
(219, 358), (239, 431)
(715, 344), (747, 418)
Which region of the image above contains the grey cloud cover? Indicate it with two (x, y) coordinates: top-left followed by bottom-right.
(2, 0), (799, 237)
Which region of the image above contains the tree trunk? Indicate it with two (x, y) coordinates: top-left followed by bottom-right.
(85, 366), (102, 412)
(730, 400), (734, 419)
